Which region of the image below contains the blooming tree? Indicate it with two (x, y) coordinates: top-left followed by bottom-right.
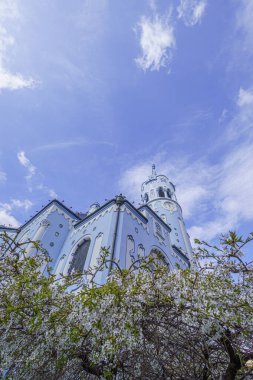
(0, 231), (252, 379)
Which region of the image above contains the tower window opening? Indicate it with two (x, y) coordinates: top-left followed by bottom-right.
(144, 193), (149, 202)
(158, 187), (165, 197)
(68, 239), (90, 274)
(167, 189), (171, 198)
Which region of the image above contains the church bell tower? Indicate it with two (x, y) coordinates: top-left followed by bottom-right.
(141, 165), (192, 259)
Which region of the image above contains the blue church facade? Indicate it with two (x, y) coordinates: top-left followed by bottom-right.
(1, 166), (192, 283)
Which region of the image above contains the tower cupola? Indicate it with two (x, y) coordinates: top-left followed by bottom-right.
(141, 164), (176, 204)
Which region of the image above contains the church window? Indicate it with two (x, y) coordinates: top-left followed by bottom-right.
(50, 242), (54, 247)
(126, 235), (135, 268)
(137, 244), (145, 256)
(68, 239), (90, 274)
(144, 193), (149, 202)
(59, 224), (63, 228)
(155, 222), (163, 238)
(55, 232), (59, 237)
(158, 187), (165, 197)
(172, 245), (184, 259)
(150, 249), (170, 271)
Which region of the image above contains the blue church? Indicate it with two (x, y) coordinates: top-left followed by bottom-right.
(1, 165), (192, 283)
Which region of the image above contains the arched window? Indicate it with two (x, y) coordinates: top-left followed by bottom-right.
(155, 222), (163, 237)
(167, 189), (171, 198)
(158, 187), (165, 197)
(137, 243), (145, 257)
(68, 239), (90, 274)
(150, 249), (170, 271)
(90, 233), (103, 268)
(144, 193), (149, 202)
(126, 235), (135, 268)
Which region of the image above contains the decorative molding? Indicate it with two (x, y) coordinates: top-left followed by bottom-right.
(70, 206), (114, 237)
(50, 204), (78, 230)
(123, 206), (148, 230)
(40, 219), (50, 227)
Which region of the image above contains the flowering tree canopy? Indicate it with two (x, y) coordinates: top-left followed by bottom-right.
(0, 231), (252, 380)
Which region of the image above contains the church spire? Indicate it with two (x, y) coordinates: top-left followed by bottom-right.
(152, 164), (156, 176)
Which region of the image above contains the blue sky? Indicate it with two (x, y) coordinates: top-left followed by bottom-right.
(0, 0), (253, 243)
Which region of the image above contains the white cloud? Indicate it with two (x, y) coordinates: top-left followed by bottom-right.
(0, 70), (36, 90)
(188, 219), (234, 243)
(0, 0), (19, 20)
(0, 170), (6, 183)
(118, 163), (151, 201)
(0, 209), (19, 227)
(17, 151), (36, 181)
(236, 0), (253, 52)
(177, 0), (207, 27)
(226, 87), (253, 140)
(135, 12), (175, 72)
(17, 150), (57, 198)
(237, 87), (253, 107)
(0, 198), (33, 227)
(10, 199), (33, 211)
(0, 1), (37, 91)
(37, 184), (58, 199)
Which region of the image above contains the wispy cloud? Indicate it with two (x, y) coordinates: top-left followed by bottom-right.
(10, 199), (33, 211)
(34, 139), (116, 152)
(17, 151), (36, 182)
(17, 150), (58, 199)
(0, 170), (6, 184)
(177, 0), (207, 27)
(0, 70), (36, 91)
(134, 0), (207, 73)
(135, 9), (175, 72)
(226, 87), (253, 141)
(0, 0), (37, 91)
(236, 0), (253, 53)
